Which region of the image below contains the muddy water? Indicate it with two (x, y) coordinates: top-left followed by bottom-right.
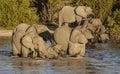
(0, 37), (120, 74)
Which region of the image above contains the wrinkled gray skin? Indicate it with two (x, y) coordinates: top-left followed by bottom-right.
(21, 24), (57, 58)
(12, 23), (30, 57)
(54, 24), (90, 56)
(59, 6), (94, 27)
(54, 18), (109, 57)
(21, 30), (58, 58)
(12, 24), (55, 58)
(69, 25), (88, 57)
(88, 18), (109, 43)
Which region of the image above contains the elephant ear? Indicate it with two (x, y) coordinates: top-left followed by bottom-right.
(91, 18), (102, 27)
(85, 7), (93, 15)
(78, 32), (88, 44)
(83, 30), (94, 39)
(75, 6), (87, 18)
(98, 33), (109, 43)
(21, 34), (34, 51)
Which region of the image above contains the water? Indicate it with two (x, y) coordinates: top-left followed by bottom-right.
(0, 36), (120, 74)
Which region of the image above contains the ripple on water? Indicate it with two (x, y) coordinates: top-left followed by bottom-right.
(0, 37), (120, 74)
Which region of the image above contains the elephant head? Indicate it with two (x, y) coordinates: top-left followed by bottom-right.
(75, 6), (93, 18)
(97, 25), (109, 43)
(21, 24), (58, 58)
(25, 24), (54, 34)
(87, 18), (109, 43)
(21, 31), (58, 58)
(59, 6), (94, 27)
(12, 23), (30, 57)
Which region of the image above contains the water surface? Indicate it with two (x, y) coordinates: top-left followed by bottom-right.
(0, 36), (120, 74)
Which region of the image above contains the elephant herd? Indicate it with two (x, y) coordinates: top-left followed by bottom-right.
(11, 6), (109, 59)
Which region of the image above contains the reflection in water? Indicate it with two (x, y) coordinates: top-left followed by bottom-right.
(11, 58), (100, 74)
(0, 37), (120, 74)
(51, 58), (100, 74)
(0, 36), (11, 45)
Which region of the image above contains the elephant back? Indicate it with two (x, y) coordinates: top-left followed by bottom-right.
(61, 6), (75, 23)
(90, 18), (102, 27)
(54, 26), (72, 51)
(70, 26), (88, 44)
(13, 23), (30, 32)
(74, 6), (87, 18)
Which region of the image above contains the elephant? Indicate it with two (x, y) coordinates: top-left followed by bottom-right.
(53, 24), (90, 57)
(59, 6), (94, 27)
(21, 30), (58, 58)
(87, 18), (109, 43)
(12, 24), (55, 58)
(20, 24), (57, 58)
(53, 25), (72, 55)
(53, 18), (109, 57)
(12, 23), (30, 57)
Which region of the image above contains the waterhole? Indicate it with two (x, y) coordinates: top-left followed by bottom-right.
(0, 36), (120, 74)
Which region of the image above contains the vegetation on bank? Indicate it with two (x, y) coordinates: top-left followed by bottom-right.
(0, 0), (120, 41)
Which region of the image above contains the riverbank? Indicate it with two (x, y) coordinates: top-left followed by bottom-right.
(0, 30), (12, 37)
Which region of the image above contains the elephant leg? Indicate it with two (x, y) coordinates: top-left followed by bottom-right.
(21, 46), (29, 57)
(32, 50), (37, 58)
(12, 43), (19, 56)
(59, 11), (63, 27)
(79, 44), (86, 57)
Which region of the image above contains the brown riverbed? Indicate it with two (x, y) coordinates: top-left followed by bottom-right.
(0, 36), (120, 74)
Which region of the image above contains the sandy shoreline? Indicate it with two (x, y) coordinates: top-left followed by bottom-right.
(0, 30), (13, 37)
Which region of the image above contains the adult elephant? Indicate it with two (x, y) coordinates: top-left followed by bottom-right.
(54, 18), (109, 57)
(21, 24), (57, 58)
(12, 24), (54, 57)
(53, 25), (72, 55)
(12, 23), (30, 57)
(59, 6), (94, 27)
(53, 24), (92, 57)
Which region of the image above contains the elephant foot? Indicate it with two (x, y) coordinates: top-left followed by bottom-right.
(31, 51), (38, 58)
(76, 55), (84, 59)
(22, 49), (29, 58)
(11, 55), (19, 58)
